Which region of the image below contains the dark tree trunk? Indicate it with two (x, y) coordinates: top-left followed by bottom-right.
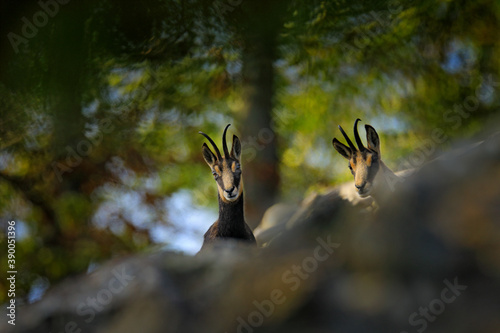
(47, 3), (87, 155)
(237, 0), (285, 228)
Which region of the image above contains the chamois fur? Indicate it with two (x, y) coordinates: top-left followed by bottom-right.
(199, 124), (256, 251)
(332, 119), (400, 204)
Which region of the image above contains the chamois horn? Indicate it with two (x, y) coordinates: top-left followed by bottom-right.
(199, 130), (222, 161)
(354, 118), (366, 151)
(222, 124), (231, 158)
(338, 124), (357, 151)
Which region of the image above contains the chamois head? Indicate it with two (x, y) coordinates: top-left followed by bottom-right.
(332, 119), (382, 198)
(200, 124), (243, 203)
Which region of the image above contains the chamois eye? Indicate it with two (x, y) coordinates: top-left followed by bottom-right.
(212, 171), (219, 179)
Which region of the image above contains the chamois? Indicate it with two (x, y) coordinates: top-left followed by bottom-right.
(255, 119), (401, 245)
(332, 119), (400, 204)
(198, 124), (256, 250)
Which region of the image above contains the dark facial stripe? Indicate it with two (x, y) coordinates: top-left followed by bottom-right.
(214, 158), (241, 191)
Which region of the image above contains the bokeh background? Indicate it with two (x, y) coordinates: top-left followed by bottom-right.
(0, 0), (499, 305)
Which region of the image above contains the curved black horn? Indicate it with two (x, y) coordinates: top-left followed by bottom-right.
(222, 124), (231, 158)
(199, 131), (222, 161)
(354, 118), (365, 151)
(338, 124), (357, 151)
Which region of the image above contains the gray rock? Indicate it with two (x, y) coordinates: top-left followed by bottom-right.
(4, 133), (500, 333)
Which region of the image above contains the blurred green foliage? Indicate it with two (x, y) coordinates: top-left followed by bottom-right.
(0, 0), (499, 303)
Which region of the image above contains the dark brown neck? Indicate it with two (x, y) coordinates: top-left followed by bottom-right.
(217, 193), (247, 236)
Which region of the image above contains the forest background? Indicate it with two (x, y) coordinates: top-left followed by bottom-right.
(0, 0), (499, 304)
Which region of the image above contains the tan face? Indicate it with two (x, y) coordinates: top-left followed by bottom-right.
(201, 128), (243, 203)
(332, 121), (382, 198)
(347, 150), (380, 197)
(211, 159), (243, 202)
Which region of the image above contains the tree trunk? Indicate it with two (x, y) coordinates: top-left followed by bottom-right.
(47, 3), (87, 155)
(237, 0), (284, 228)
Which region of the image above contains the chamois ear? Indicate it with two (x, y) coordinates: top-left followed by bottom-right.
(231, 135), (242, 161)
(332, 138), (352, 160)
(365, 125), (380, 156)
(202, 143), (217, 167)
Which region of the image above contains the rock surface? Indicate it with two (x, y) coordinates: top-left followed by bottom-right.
(3, 133), (500, 333)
